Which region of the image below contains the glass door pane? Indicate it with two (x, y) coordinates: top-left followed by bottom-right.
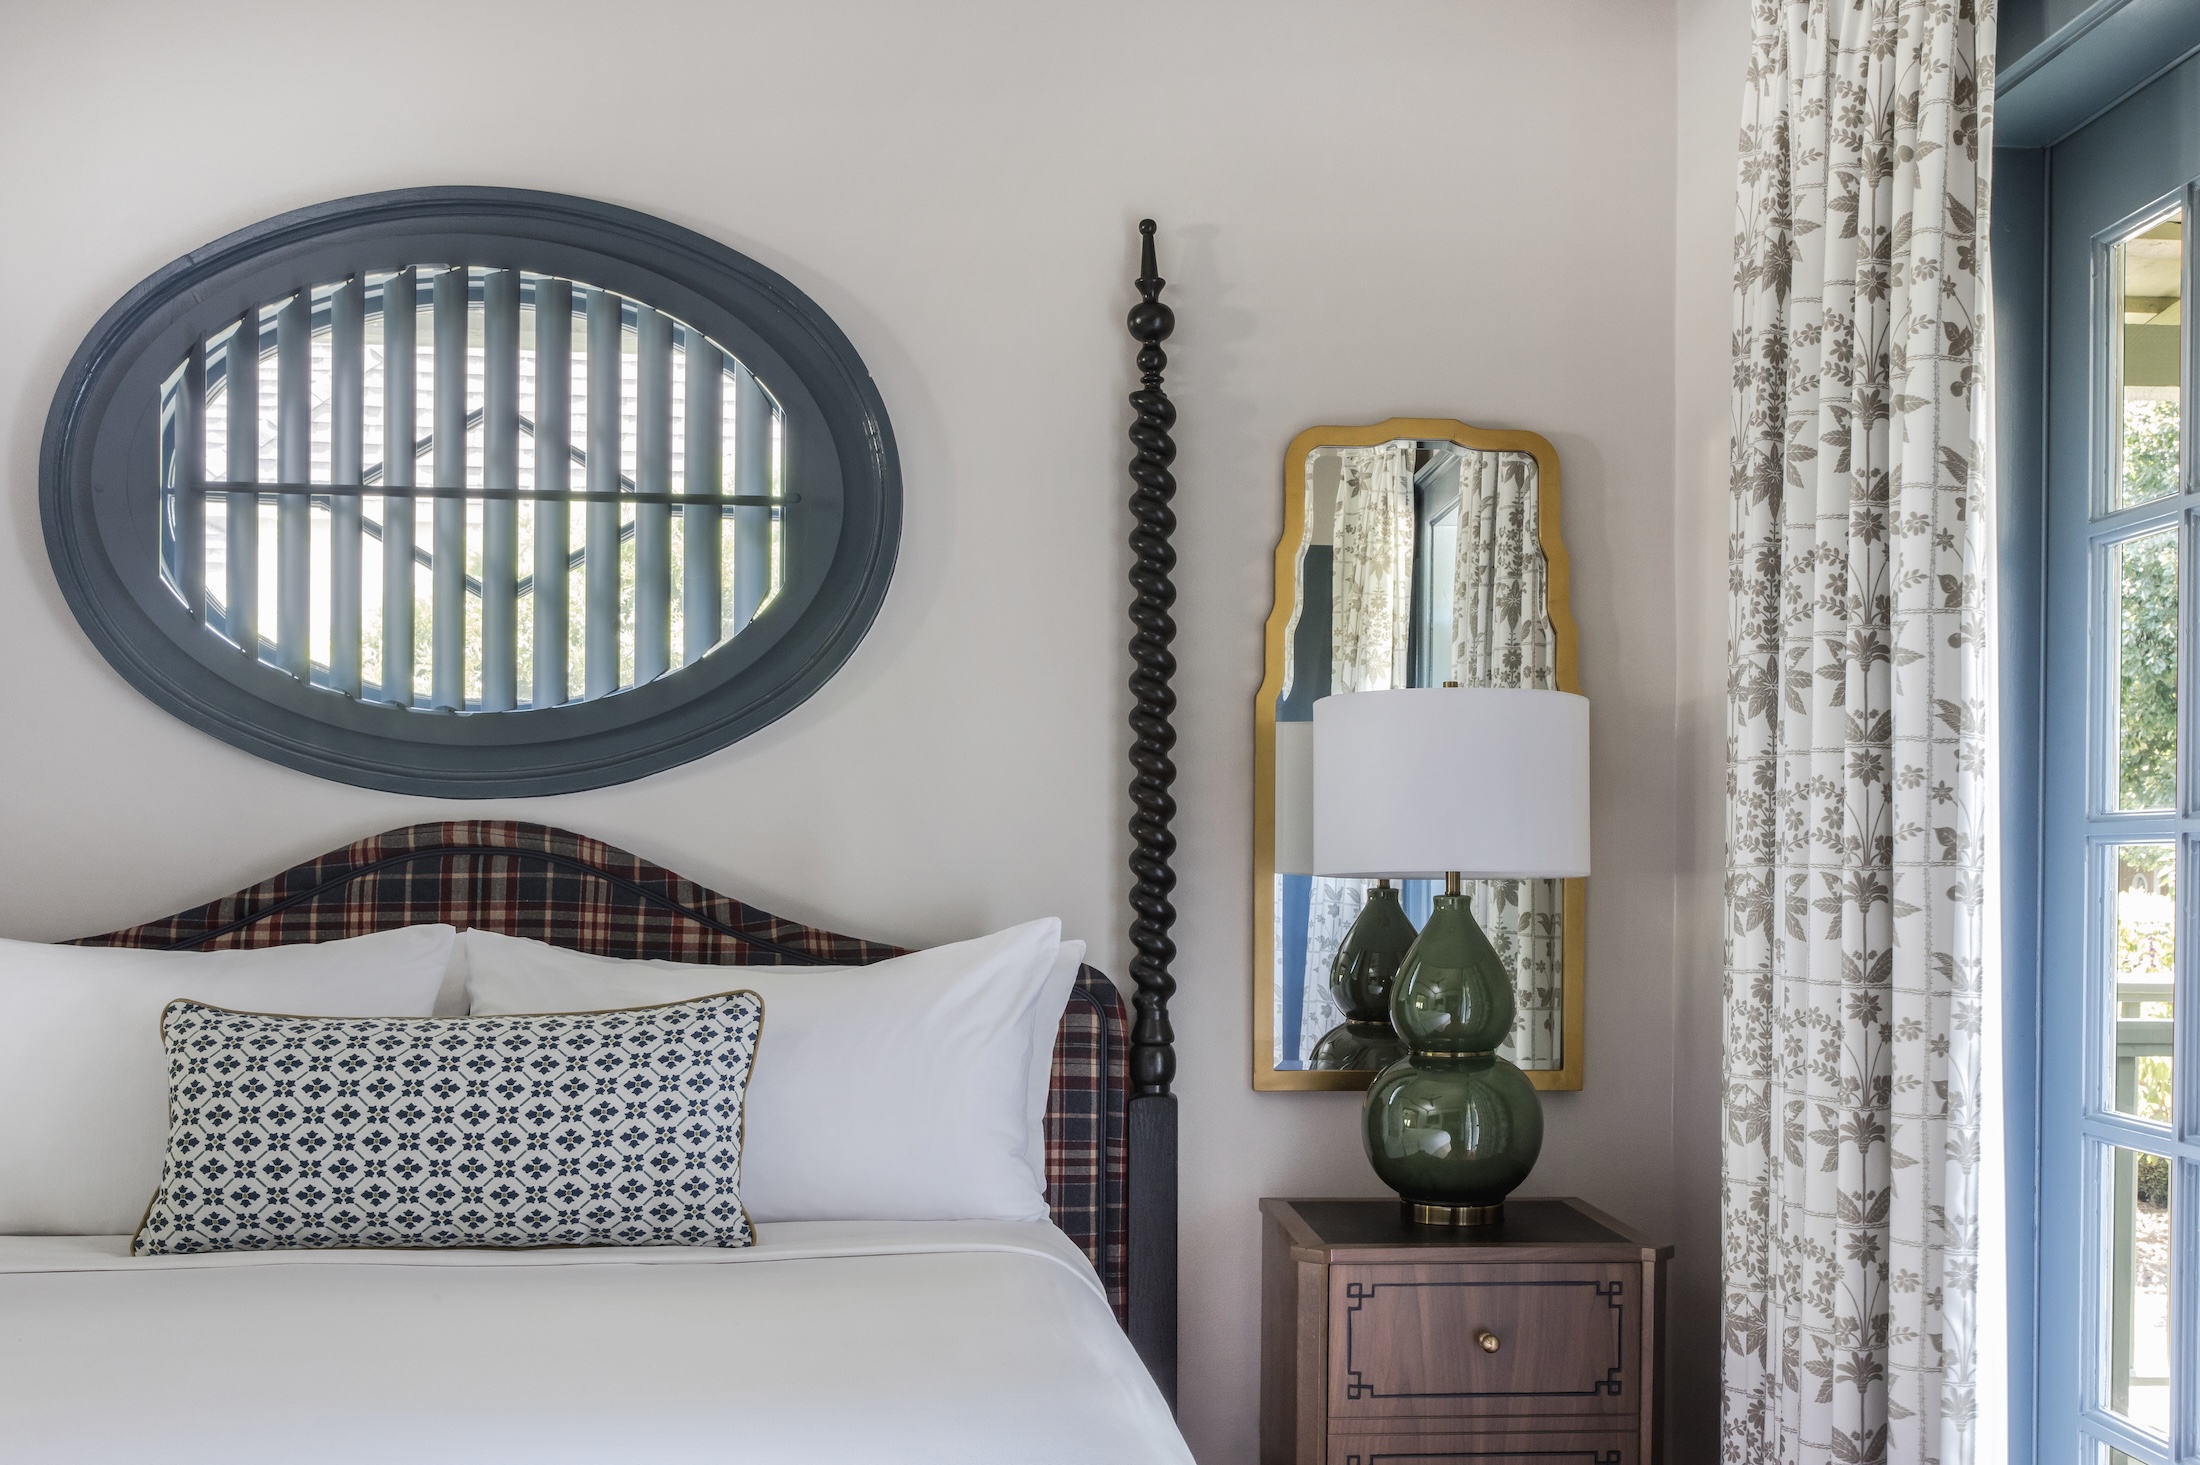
(2113, 529), (2179, 812)
(2115, 211), (2183, 510)
(2102, 1143), (2175, 1437)
(2108, 843), (2177, 1121)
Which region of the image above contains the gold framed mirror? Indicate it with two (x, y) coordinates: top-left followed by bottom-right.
(1253, 419), (1584, 1091)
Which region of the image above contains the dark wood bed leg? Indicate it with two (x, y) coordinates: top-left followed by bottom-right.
(1127, 1095), (1178, 1406)
(1125, 218), (1179, 1410)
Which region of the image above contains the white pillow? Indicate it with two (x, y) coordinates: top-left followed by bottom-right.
(0, 925), (457, 1235)
(433, 933), (472, 1017)
(463, 919), (1075, 1224)
(456, 932), (1083, 1197)
(1026, 938), (1084, 1170)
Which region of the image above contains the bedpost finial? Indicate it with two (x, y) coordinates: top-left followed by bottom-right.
(1128, 219), (1172, 346)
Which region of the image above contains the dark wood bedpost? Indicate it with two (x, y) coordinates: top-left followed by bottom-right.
(1124, 218), (1179, 1409)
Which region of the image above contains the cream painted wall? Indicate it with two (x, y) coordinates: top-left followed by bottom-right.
(0, 2), (1745, 1458)
(1670, 0), (1756, 1453)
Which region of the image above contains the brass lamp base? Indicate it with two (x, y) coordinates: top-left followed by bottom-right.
(1404, 1200), (1504, 1227)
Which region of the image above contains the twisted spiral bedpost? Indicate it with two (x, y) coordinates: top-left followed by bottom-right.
(1123, 217), (1178, 1409)
(1126, 218), (1178, 1103)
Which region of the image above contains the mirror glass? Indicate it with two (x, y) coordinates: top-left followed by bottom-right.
(1256, 424), (1583, 1090)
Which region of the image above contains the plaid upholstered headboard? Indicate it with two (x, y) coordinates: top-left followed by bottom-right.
(74, 820), (1130, 1320)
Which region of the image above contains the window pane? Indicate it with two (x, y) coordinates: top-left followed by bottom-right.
(2114, 529), (2179, 810)
(2103, 1144), (2173, 1436)
(1422, 513), (1457, 688)
(2116, 211), (2181, 509)
(2109, 844), (2176, 1122)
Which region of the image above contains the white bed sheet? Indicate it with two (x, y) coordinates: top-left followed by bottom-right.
(0, 1221), (1191, 1464)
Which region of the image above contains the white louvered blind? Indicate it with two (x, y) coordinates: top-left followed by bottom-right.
(157, 269), (785, 712)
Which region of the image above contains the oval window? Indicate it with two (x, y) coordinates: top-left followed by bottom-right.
(42, 188), (899, 795)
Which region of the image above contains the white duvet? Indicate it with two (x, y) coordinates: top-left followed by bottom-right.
(0, 1221), (1191, 1464)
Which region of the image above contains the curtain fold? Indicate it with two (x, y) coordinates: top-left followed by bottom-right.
(1453, 449), (1563, 1067)
(1722, 4), (1995, 1464)
(1330, 443), (1415, 694)
(1302, 443), (1417, 1054)
(1453, 449), (1555, 690)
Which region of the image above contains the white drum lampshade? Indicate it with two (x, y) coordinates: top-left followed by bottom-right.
(1311, 687), (1590, 880)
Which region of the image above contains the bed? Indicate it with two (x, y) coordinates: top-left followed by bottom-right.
(1, 1223), (1177, 1463)
(7, 221), (1184, 1465)
(0, 820), (1185, 1462)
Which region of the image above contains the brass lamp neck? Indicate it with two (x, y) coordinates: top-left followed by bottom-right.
(1445, 871), (1462, 896)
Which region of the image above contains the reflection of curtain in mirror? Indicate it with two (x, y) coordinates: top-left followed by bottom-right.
(1451, 450), (1562, 1067)
(1299, 443), (1416, 1057)
(1330, 444), (1414, 692)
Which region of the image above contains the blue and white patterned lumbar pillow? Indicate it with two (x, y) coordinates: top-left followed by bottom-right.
(132, 990), (763, 1255)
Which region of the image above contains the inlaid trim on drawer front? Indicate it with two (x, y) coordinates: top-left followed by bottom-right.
(1328, 1264), (1638, 1420)
(1328, 1427), (1637, 1465)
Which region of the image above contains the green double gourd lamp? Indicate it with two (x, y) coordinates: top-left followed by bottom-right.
(1311, 686), (1590, 1226)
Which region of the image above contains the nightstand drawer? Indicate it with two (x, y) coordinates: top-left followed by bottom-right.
(1262, 1200), (1668, 1465)
(1329, 1429), (1638, 1465)
(1328, 1263), (1639, 1422)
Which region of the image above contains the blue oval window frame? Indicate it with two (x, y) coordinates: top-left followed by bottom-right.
(41, 187), (900, 796)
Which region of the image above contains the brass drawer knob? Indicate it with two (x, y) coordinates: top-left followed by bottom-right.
(1476, 1330), (1500, 1354)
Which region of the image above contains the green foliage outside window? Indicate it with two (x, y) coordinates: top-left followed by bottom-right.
(2125, 397), (2180, 499)
(2137, 1151), (2169, 1209)
(2134, 1058), (2174, 1131)
(2118, 403), (2182, 810)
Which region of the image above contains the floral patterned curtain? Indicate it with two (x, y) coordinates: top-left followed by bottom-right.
(1297, 877), (1360, 1056)
(1301, 443), (1417, 1053)
(1453, 450), (1554, 689)
(1722, 5), (1994, 1465)
(1452, 449), (1563, 1067)
(1330, 444), (1415, 694)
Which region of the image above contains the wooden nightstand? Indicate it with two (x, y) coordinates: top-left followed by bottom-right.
(1260, 1197), (1671, 1465)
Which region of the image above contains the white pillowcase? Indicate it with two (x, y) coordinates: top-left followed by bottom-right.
(0, 925), (457, 1235)
(463, 919), (1078, 1224)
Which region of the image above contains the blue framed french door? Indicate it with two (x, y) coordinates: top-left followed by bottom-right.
(2039, 59), (2200, 1465)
